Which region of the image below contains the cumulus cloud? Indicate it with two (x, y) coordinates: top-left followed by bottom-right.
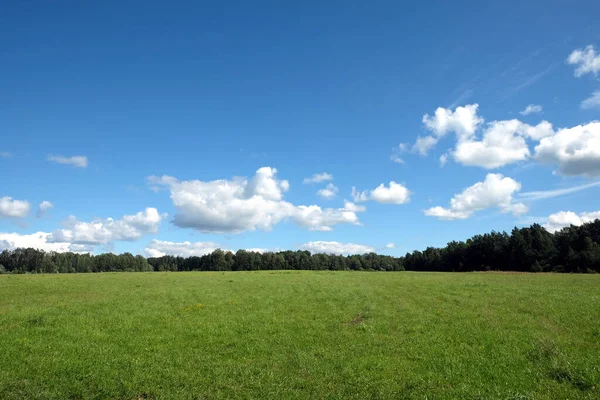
(0, 232), (91, 253)
(453, 120), (553, 169)
(303, 172), (333, 184)
(300, 241), (375, 255)
(413, 104), (483, 155)
(543, 210), (600, 233)
(37, 201), (54, 218)
(48, 208), (163, 246)
(422, 103), (483, 143)
(351, 182), (410, 205)
(385, 242), (395, 249)
(411, 104), (557, 169)
(145, 239), (222, 257)
(520, 104), (543, 116)
(534, 121), (600, 177)
(425, 173), (527, 220)
(148, 167), (364, 233)
(581, 91), (600, 110)
(0, 197), (31, 218)
(47, 154), (88, 168)
(567, 45), (600, 77)
(317, 183), (339, 200)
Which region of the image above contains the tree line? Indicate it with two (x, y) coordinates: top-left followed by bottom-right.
(1, 220), (600, 274)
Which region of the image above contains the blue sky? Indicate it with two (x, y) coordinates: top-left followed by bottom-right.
(2, 1), (600, 257)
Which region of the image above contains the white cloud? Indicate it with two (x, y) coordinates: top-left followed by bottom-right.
(48, 207), (163, 245)
(0, 197), (31, 218)
(37, 201), (54, 217)
(351, 187), (370, 202)
(303, 172), (333, 184)
(543, 210), (600, 233)
(371, 182), (411, 204)
(520, 104), (543, 116)
(581, 91), (600, 110)
(425, 173), (527, 220)
(352, 182), (410, 204)
(440, 153), (449, 166)
(534, 121), (600, 177)
(342, 201), (366, 212)
(317, 183), (339, 199)
(453, 120), (553, 169)
(390, 154), (405, 164)
(413, 103), (555, 169)
(145, 239), (222, 257)
(244, 248), (272, 253)
(422, 103), (483, 142)
(301, 241), (375, 255)
(47, 154), (88, 168)
(148, 167), (364, 233)
(385, 242), (395, 249)
(519, 181), (600, 201)
(412, 104), (484, 156)
(0, 232), (89, 253)
(0, 151), (11, 158)
(391, 143), (408, 163)
(567, 45), (600, 77)
(293, 203), (363, 232)
(412, 135), (439, 156)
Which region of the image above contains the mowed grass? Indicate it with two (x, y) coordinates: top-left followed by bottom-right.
(1, 272), (599, 399)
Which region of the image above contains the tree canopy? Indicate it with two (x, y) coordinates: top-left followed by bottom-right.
(2, 220), (600, 274)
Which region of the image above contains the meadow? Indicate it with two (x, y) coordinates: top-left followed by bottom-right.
(0, 271), (599, 399)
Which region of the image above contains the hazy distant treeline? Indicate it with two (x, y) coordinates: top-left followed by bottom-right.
(1, 221), (600, 274)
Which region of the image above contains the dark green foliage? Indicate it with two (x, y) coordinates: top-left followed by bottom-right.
(2, 220), (600, 273)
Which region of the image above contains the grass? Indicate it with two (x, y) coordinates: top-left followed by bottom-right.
(0, 271), (599, 399)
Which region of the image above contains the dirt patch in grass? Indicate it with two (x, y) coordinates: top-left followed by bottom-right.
(345, 314), (365, 325)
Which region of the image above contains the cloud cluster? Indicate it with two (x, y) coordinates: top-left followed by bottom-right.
(48, 208), (163, 245)
(300, 241), (375, 255)
(0, 232), (94, 253)
(567, 45), (600, 77)
(416, 104), (557, 169)
(409, 103), (600, 178)
(47, 154), (88, 168)
(0, 197), (31, 218)
(454, 119), (553, 169)
(0, 232), (74, 252)
(149, 167), (364, 233)
(415, 104), (483, 155)
(534, 121), (600, 177)
(425, 173), (527, 220)
(543, 210), (600, 233)
(352, 182), (410, 204)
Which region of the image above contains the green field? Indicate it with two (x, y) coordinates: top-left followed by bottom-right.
(1, 272), (599, 399)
